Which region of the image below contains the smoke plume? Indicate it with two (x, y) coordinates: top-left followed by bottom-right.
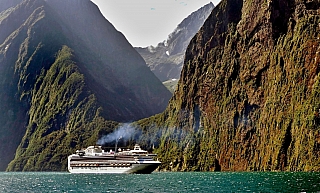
(97, 123), (137, 145)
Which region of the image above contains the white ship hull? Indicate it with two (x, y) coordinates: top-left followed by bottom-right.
(68, 161), (161, 174)
(67, 144), (161, 174)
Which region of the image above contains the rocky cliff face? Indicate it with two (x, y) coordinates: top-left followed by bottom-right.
(139, 0), (320, 171)
(135, 3), (214, 82)
(0, 0), (171, 171)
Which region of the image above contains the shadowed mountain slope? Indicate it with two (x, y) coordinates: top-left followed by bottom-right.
(0, 0), (171, 171)
(0, 0), (22, 12)
(137, 0), (320, 171)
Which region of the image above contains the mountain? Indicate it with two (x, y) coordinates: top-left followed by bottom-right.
(135, 3), (214, 83)
(0, 0), (171, 171)
(137, 0), (320, 171)
(0, 0), (22, 12)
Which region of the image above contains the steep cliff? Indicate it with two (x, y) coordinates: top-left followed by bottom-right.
(0, 0), (171, 171)
(139, 0), (320, 171)
(135, 3), (214, 82)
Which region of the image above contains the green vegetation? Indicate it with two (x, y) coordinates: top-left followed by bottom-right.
(0, 0), (171, 171)
(7, 46), (119, 171)
(135, 0), (320, 172)
(1, 0), (319, 172)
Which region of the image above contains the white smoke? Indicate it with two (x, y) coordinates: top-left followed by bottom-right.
(97, 123), (137, 145)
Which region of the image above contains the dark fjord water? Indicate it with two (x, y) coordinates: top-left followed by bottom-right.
(0, 172), (319, 192)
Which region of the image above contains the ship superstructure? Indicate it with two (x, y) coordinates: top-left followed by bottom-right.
(68, 144), (161, 174)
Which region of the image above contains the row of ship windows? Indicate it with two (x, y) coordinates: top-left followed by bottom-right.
(71, 166), (131, 170)
(70, 163), (132, 167)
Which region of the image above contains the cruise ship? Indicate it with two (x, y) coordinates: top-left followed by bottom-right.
(67, 144), (161, 174)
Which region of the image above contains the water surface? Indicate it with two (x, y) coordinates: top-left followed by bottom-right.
(0, 172), (319, 192)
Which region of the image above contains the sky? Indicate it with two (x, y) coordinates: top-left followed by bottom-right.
(90, 0), (221, 47)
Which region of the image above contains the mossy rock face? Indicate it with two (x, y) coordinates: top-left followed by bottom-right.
(6, 46), (119, 171)
(138, 0), (320, 171)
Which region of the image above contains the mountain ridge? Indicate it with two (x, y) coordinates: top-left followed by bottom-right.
(0, 0), (171, 171)
(135, 2), (214, 82)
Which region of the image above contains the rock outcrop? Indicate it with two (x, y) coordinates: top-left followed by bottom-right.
(139, 0), (320, 171)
